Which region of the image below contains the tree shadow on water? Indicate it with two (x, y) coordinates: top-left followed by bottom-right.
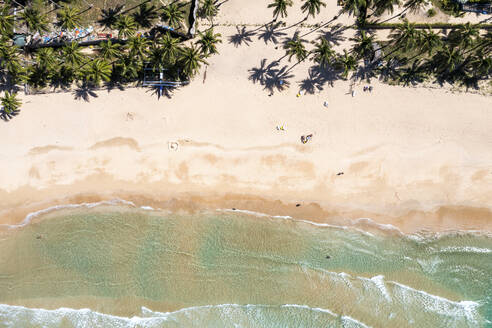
(228, 26), (256, 47)
(73, 84), (99, 102)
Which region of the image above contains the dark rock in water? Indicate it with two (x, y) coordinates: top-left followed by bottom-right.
(326, 255), (331, 259)
(296, 204), (301, 207)
(232, 208), (236, 211)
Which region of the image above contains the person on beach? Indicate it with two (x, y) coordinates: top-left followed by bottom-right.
(352, 90), (356, 97)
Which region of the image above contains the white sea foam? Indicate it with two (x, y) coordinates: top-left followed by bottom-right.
(1, 199), (136, 229)
(0, 303), (371, 328)
(371, 275), (392, 302)
(140, 206), (155, 211)
(439, 246), (492, 254)
(217, 208), (376, 237)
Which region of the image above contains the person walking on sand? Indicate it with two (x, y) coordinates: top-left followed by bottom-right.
(352, 90), (356, 97)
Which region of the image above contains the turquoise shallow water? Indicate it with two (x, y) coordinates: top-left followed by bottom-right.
(0, 204), (491, 327)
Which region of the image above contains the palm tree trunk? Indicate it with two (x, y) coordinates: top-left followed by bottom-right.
(375, 6), (410, 24)
(120, 0), (152, 16)
(300, 12), (341, 38)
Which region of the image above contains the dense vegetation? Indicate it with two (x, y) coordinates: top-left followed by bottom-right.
(261, 0), (491, 94)
(0, 0), (222, 120)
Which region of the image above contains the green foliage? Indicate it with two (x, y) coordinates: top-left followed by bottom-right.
(157, 32), (183, 65)
(200, 0), (218, 21)
(61, 42), (85, 67)
(301, 0), (327, 19)
(84, 59), (112, 86)
(114, 15), (137, 39)
(97, 40), (121, 60)
(268, 0), (294, 19)
(57, 6), (82, 30)
(161, 3), (185, 29)
(0, 4), (14, 36)
(427, 7), (437, 16)
(21, 7), (50, 34)
(0, 91), (21, 120)
(179, 45), (208, 78)
(312, 37), (335, 67)
(98, 5), (123, 30)
(196, 29), (222, 56)
(284, 36), (308, 62)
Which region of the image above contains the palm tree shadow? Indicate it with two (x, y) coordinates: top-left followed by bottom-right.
(106, 82), (126, 93)
(354, 62), (377, 83)
(0, 110), (19, 122)
(318, 23), (346, 46)
(257, 22), (287, 45)
(298, 67), (327, 94)
(228, 26), (256, 47)
(264, 65), (294, 95)
(146, 86), (175, 99)
(248, 58), (293, 95)
(73, 84), (99, 102)
(248, 58), (279, 85)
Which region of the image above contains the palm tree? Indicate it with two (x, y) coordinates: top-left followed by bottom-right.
(388, 20), (420, 53)
(35, 48), (58, 69)
(371, 0), (400, 17)
(267, 0), (293, 20)
(126, 36), (150, 61)
(132, 3), (159, 29)
(21, 7), (50, 34)
(312, 37), (335, 67)
(28, 63), (52, 88)
(341, 0), (371, 23)
(301, 0), (326, 19)
(84, 59), (112, 86)
(57, 6), (82, 30)
(335, 50), (358, 78)
(98, 5), (123, 30)
(200, 0), (218, 23)
(419, 28), (442, 56)
(98, 39), (121, 60)
(113, 54), (141, 81)
(432, 45), (463, 77)
(350, 30), (375, 60)
(161, 3), (185, 29)
(396, 60), (426, 86)
(1, 91), (21, 120)
(448, 23), (479, 50)
(179, 45), (208, 78)
(0, 44), (26, 86)
(196, 29), (222, 56)
(0, 44), (23, 76)
(61, 42), (85, 67)
(0, 5), (14, 36)
(382, 0), (428, 22)
(148, 44), (165, 71)
(284, 36), (308, 62)
(114, 15), (137, 39)
(157, 32), (182, 64)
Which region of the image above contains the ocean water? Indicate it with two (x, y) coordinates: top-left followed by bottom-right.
(0, 204), (491, 327)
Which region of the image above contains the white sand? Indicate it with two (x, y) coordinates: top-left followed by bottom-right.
(0, 0), (491, 233)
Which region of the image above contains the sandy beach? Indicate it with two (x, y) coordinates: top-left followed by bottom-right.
(1, 0), (491, 234)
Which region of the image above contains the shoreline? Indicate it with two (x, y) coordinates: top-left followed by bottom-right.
(2, 189), (492, 235)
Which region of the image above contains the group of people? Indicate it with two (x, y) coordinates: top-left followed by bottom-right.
(363, 85), (374, 92)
